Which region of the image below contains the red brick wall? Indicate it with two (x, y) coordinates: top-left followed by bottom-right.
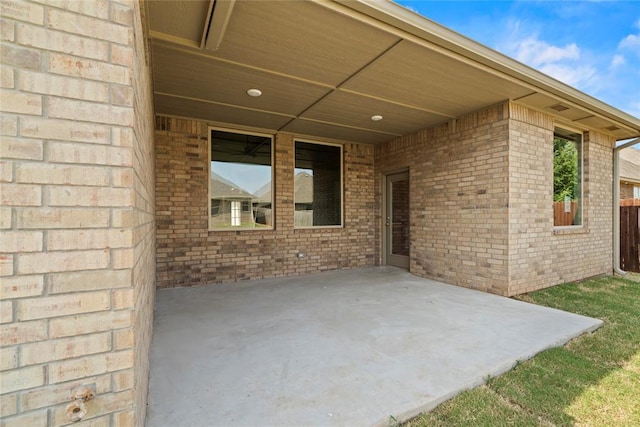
(155, 117), (376, 288)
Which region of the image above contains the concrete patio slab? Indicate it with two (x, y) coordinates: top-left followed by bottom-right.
(146, 267), (602, 427)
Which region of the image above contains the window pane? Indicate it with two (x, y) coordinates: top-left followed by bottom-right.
(553, 129), (582, 226)
(294, 141), (342, 227)
(210, 129), (273, 229)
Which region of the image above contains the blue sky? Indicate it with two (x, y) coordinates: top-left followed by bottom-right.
(395, 0), (640, 118)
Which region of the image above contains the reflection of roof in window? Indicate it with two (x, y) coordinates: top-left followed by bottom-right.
(210, 171), (253, 199)
(252, 172), (313, 204)
(620, 143), (640, 183)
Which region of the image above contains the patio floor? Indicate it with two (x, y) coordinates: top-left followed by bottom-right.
(146, 267), (602, 427)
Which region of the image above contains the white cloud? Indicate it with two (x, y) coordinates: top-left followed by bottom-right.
(502, 34), (596, 87)
(610, 54), (626, 69)
(492, 15), (638, 115)
(538, 63), (597, 87)
(513, 37), (580, 67)
(619, 34), (640, 50)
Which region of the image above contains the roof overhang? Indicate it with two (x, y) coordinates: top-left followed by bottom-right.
(146, 0), (640, 144)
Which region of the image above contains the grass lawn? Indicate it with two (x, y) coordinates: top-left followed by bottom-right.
(404, 273), (640, 427)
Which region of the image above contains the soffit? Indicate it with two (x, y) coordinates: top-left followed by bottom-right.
(146, 0), (640, 144)
(147, 0), (210, 44)
(341, 40), (530, 118)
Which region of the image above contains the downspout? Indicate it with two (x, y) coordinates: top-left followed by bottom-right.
(613, 139), (639, 276)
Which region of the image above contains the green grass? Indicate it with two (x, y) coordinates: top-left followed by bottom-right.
(405, 274), (640, 427)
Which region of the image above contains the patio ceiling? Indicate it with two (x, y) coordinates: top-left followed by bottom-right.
(146, 0), (640, 144)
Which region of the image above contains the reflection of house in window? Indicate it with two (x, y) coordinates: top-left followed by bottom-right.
(252, 182), (273, 226)
(294, 141), (342, 227)
(294, 172), (314, 226)
(231, 201), (241, 226)
(210, 171), (255, 228)
(211, 199), (221, 216)
(210, 128), (273, 230)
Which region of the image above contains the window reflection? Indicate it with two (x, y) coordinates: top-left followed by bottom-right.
(210, 129), (273, 229)
(294, 141), (342, 227)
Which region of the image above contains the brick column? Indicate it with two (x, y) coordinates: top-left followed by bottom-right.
(0, 1), (155, 426)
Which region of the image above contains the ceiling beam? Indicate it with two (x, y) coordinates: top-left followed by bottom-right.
(204, 0), (236, 51)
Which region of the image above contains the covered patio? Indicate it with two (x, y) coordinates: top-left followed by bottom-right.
(146, 267), (601, 426)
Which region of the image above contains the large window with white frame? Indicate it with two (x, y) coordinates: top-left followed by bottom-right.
(209, 128), (273, 230)
(553, 128), (583, 227)
(294, 140), (343, 228)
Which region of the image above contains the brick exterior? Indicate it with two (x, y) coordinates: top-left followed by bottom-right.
(507, 104), (614, 295)
(155, 116), (376, 288)
(620, 182), (638, 199)
(156, 102), (616, 297)
(0, 0), (621, 424)
(375, 102), (615, 296)
(0, 1), (155, 426)
(376, 103), (511, 294)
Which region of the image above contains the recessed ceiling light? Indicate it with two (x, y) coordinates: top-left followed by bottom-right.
(247, 88), (262, 97)
(371, 115), (383, 121)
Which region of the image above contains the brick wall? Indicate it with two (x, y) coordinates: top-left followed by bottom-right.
(129, 2), (155, 425)
(620, 182), (636, 199)
(374, 102), (615, 296)
(375, 103), (511, 295)
(0, 1), (155, 425)
(155, 116), (375, 288)
(507, 104), (614, 295)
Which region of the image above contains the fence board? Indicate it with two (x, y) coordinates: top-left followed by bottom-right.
(553, 201), (578, 226)
(620, 205), (640, 273)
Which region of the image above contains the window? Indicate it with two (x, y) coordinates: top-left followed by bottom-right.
(209, 128), (273, 230)
(553, 128), (582, 227)
(231, 201), (241, 226)
(634, 186), (640, 199)
(294, 141), (342, 227)
(211, 199), (221, 216)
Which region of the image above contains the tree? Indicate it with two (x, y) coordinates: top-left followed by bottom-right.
(553, 137), (578, 202)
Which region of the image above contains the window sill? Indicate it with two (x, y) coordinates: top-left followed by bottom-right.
(294, 225), (344, 230)
(208, 227), (274, 232)
(553, 226), (589, 235)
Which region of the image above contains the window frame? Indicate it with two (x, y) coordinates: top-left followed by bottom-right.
(552, 126), (584, 230)
(293, 139), (344, 229)
(208, 126), (275, 231)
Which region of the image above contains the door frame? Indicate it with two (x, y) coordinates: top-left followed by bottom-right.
(382, 169), (410, 269)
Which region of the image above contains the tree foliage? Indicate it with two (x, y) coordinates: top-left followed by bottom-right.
(553, 137), (579, 202)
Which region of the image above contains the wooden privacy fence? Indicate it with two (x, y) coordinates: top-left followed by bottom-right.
(553, 201), (578, 226)
(620, 204), (640, 273)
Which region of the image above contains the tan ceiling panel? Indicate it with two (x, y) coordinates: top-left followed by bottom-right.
(212, 1), (401, 86)
(574, 115), (619, 130)
(152, 44), (331, 116)
(147, 0), (210, 44)
(301, 90), (449, 135)
(343, 40), (531, 116)
(282, 118), (398, 145)
(154, 94), (293, 131)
